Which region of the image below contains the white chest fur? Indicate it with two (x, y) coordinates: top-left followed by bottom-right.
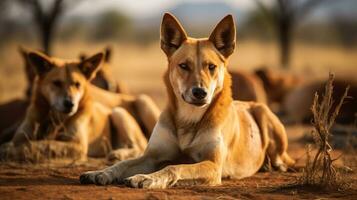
(176, 98), (208, 124)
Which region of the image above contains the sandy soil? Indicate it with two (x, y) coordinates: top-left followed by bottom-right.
(0, 126), (356, 200)
(0, 161), (356, 200)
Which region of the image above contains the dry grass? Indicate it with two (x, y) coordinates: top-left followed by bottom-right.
(0, 109), (92, 163)
(300, 73), (351, 190)
(0, 110), (113, 163)
(0, 140), (84, 163)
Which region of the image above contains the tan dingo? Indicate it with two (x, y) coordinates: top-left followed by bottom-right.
(79, 13), (294, 188)
(0, 47), (129, 145)
(2, 51), (160, 161)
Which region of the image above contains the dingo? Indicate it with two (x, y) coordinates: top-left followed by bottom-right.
(80, 13), (294, 188)
(0, 47), (129, 145)
(230, 70), (267, 103)
(2, 51), (160, 161)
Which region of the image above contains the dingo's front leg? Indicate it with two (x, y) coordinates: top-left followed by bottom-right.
(107, 107), (147, 161)
(80, 117), (180, 185)
(80, 155), (158, 185)
(134, 95), (160, 138)
(125, 137), (224, 189)
(124, 161), (221, 189)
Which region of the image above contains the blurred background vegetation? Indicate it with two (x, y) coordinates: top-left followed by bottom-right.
(1, 1), (356, 49)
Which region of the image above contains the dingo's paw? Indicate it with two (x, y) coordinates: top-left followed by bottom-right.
(124, 174), (169, 189)
(79, 170), (113, 185)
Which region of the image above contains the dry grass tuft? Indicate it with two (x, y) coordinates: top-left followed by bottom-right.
(300, 73), (351, 190)
(0, 140), (84, 163)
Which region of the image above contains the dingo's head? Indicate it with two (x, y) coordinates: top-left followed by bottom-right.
(79, 47), (118, 92)
(161, 13), (236, 107)
(28, 51), (103, 116)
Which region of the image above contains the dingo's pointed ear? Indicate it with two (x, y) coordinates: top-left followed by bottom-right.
(160, 13), (187, 56)
(19, 46), (36, 84)
(78, 52), (103, 80)
(18, 46), (28, 59)
(18, 46), (32, 72)
(79, 53), (87, 62)
(209, 15), (236, 58)
(104, 46), (112, 62)
(27, 51), (53, 76)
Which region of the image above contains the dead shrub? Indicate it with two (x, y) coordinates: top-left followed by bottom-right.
(300, 73), (351, 190)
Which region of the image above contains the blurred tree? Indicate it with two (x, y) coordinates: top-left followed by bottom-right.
(91, 10), (131, 41)
(0, 0), (9, 18)
(18, 0), (80, 55)
(254, 0), (330, 68)
(332, 15), (357, 49)
(0, 0), (9, 49)
(0, 0), (15, 48)
(57, 17), (87, 42)
(240, 8), (274, 41)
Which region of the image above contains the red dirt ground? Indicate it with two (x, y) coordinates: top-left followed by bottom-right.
(0, 126), (356, 200)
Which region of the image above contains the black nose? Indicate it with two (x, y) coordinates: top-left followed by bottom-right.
(192, 87), (207, 100)
(63, 99), (74, 109)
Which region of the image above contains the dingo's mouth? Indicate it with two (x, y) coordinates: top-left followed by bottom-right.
(181, 94), (207, 107)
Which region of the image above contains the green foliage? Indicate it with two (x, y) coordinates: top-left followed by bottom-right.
(58, 17), (86, 41)
(91, 9), (132, 41)
(240, 8), (275, 41)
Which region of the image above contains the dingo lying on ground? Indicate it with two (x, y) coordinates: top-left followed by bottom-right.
(230, 70), (267, 103)
(0, 47), (130, 145)
(79, 13), (294, 188)
(255, 67), (303, 110)
(283, 78), (357, 124)
(0, 51), (160, 162)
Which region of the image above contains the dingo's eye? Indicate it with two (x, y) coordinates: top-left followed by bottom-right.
(53, 80), (62, 88)
(208, 64), (216, 71)
(74, 82), (80, 88)
(179, 63), (189, 71)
